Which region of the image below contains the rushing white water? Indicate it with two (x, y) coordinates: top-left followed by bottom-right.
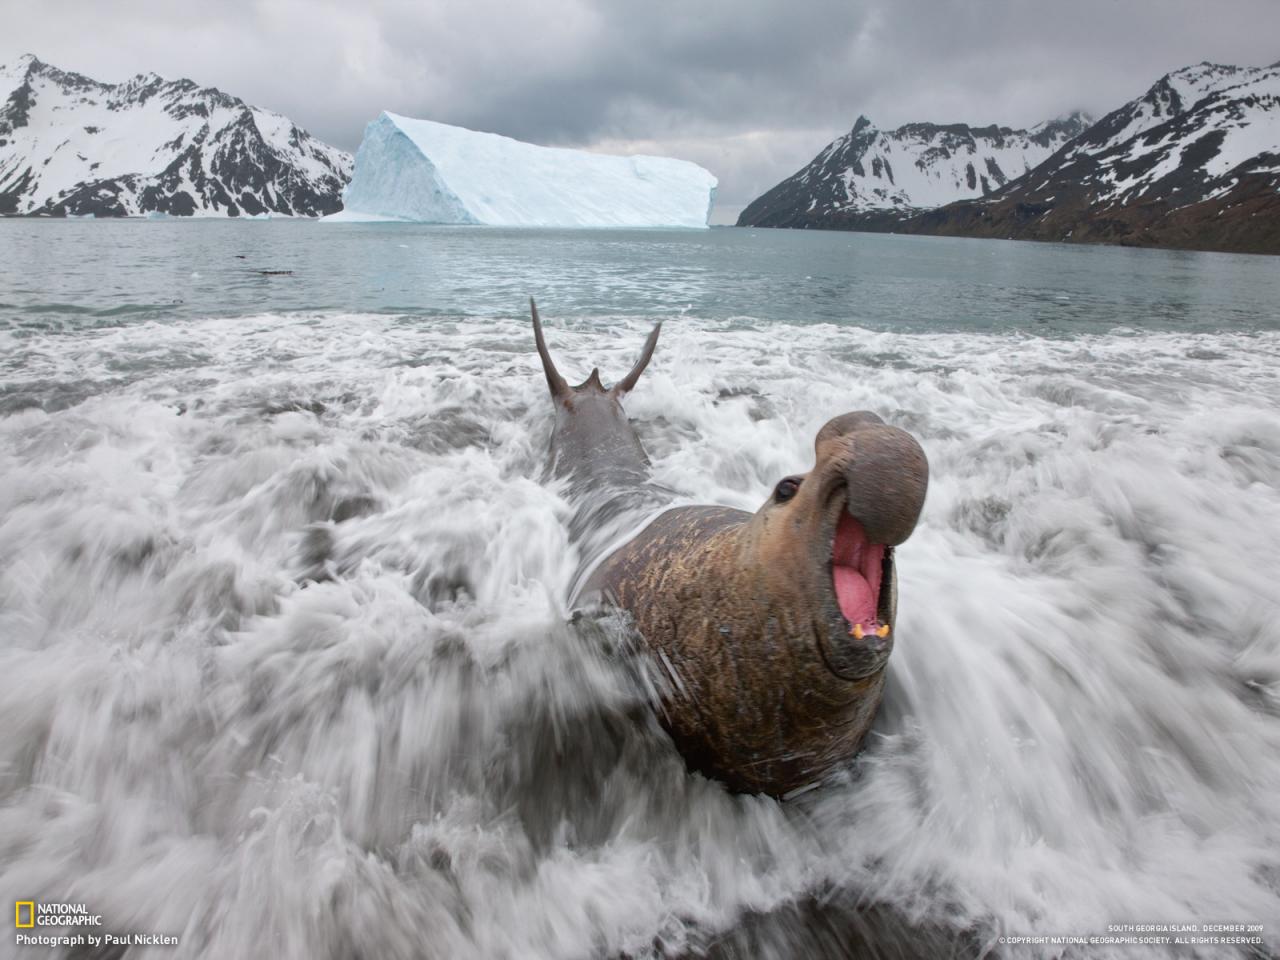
(1, 312), (1278, 959)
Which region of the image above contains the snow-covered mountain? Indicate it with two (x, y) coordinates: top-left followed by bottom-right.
(736, 113), (1091, 228)
(903, 61), (1280, 253)
(329, 112), (717, 227)
(0, 55), (352, 217)
(1012, 61), (1280, 211)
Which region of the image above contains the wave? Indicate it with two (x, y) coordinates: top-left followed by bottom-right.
(1, 312), (1277, 958)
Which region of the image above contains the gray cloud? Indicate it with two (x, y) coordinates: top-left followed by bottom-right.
(3, 0), (1278, 214)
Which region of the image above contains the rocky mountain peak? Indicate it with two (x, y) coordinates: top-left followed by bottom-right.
(738, 109), (1089, 228)
(1028, 111), (1092, 146)
(0, 55), (352, 217)
(856, 59), (1280, 255)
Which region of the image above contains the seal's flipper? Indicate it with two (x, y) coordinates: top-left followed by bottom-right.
(531, 298), (570, 401)
(613, 323), (662, 397)
(531, 298), (661, 399)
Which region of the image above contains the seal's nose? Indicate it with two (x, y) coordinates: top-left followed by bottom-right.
(813, 414), (928, 546)
(842, 424), (928, 545)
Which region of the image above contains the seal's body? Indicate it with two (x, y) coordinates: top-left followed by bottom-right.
(533, 301), (928, 796)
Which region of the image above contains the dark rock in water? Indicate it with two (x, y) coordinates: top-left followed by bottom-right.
(331, 495), (378, 523)
(0, 54), (351, 218)
(408, 406), (493, 454)
(260, 396), (325, 416)
(714, 385), (775, 422)
(296, 525), (337, 582)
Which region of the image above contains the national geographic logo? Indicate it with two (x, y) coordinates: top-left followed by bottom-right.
(12, 900), (103, 928)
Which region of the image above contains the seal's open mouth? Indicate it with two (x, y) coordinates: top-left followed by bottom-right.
(832, 513), (889, 637)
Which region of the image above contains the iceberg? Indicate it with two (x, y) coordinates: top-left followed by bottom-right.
(326, 112), (717, 228)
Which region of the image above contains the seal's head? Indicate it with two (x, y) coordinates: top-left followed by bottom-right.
(743, 412), (928, 681)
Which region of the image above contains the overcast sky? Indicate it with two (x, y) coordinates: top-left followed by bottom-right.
(3, 0), (1278, 222)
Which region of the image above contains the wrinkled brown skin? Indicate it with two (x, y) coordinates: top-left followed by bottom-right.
(532, 300), (929, 796)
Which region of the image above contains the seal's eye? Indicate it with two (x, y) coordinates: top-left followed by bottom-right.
(774, 476), (801, 503)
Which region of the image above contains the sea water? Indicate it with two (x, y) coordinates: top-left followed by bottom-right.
(1, 220), (1278, 959)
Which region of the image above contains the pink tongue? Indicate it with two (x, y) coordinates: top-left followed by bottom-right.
(832, 514), (884, 628)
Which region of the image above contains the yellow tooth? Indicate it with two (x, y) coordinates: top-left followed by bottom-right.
(851, 624), (864, 639)
(876, 624), (890, 638)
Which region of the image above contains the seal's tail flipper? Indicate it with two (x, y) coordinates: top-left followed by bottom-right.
(530, 298), (661, 399)
(612, 322), (661, 397)
(531, 298), (570, 401)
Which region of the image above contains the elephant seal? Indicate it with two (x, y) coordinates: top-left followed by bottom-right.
(532, 301), (928, 796)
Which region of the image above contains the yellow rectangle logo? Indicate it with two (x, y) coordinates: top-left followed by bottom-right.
(15, 901), (34, 928)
